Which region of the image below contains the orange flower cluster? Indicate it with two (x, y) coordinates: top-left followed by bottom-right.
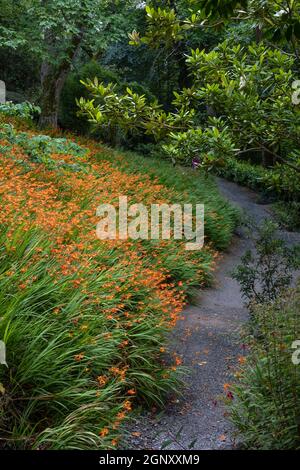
(0, 137), (195, 325)
(0, 121), (218, 442)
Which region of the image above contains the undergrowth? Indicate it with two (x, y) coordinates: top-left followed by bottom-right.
(0, 115), (236, 449)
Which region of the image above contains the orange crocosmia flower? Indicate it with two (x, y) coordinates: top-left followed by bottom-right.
(117, 411), (126, 420)
(238, 356), (246, 364)
(123, 400), (132, 411)
(174, 356), (182, 366)
(18, 283), (27, 290)
(223, 383), (231, 392)
(99, 428), (109, 437)
(0, 123), (220, 428)
(111, 439), (118, 446)
(110, 366), (121, 376)
(74, 353), (84, 362)
(97, 375), (108, 387)
(112, 420), (120, 430)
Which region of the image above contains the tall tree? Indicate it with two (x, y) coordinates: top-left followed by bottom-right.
(0, 0), (140, 127)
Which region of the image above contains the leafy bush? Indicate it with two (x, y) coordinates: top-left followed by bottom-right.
(232, 220), (300, 308)
(273, 201), (300, 232)
(228, 286), (300, 449)
(216, 158), (268, 192)
(79, 41), (300, 176)
(59, 61), (121, 134)
(229, 220), (300, 448)
(217, 157), (300, 202)
(60, 61), (155, 147)
(0, 101), (40, 119)
(0, 123), (88, 171)
(263, 165), (300, 202)
(162, 118), (237, 168)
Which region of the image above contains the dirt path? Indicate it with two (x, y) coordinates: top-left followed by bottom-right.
(126, 178), (300, 450)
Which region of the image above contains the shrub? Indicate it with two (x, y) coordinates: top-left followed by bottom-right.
(229, 220), (300, 449)
(217, 157), (300, 202)
(162, 119), (237, 168)
(273, 201), (300, 232)
(0, 101), (41, 120)
(59, 61), (121, 134)
(263, 165), (300, 202)
(232, 220), (300, 308)
(60, 62), (155, 147)
(79, 41), (300, 177)
(228, 286), (300, 449)
(216, 158), (268, 193)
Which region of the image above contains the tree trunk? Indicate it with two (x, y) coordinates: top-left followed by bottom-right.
(39, 29), (84, 129)
(38, 63), (69, 128)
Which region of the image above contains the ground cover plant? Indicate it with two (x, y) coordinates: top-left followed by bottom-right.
(227, 221), (300, 449)
(227, 285), (300, 449)
(76, 2), (300, 230)
(0, 113), (236, 449)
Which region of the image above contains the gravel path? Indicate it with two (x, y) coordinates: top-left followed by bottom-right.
(125, 178), (300, 450)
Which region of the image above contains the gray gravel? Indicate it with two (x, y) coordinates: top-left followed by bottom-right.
(123, 178), (300, 450)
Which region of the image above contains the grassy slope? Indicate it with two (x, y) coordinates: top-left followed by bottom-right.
(0, 115), (237, 449)
(96, 147), (238, 251)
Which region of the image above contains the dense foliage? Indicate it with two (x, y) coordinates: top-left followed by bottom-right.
(2, 0), (300, 452)
(227, 285), (300, 449)
(232, 221), (300, 308)
(77, 1), (300, 209)
(0, 111), (236, 448)
(228, 221), (300, 449)
(0, 0), (142, 126)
